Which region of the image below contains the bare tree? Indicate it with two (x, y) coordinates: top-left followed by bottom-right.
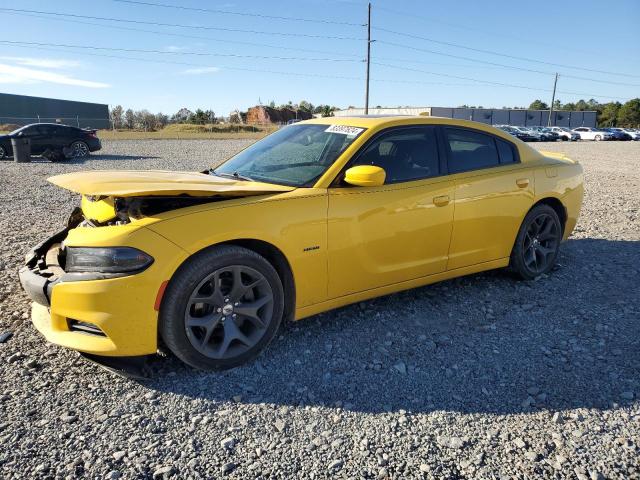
(110, 105), (124, 129)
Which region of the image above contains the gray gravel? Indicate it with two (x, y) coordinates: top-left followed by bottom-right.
(1, 140), (639, 479)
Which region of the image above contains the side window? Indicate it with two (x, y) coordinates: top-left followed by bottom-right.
(351, 127), (440, 184)
(36, 125), (53, 136)
(496, 138), (516, 164)
(445, 128), (500, 173)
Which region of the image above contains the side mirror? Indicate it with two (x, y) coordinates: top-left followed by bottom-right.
(343, 165), (386, 187)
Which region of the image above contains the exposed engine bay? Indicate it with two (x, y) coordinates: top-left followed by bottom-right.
(80, 194), (228, 226)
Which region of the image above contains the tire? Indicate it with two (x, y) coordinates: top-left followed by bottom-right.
(0, 144), (6, 159)
(159, 245), (285, 370)
(594, 135), (601, 141)
(562, 136), (568, 141)
(510, 204), (562, 281)
(69, 140), (90, 157)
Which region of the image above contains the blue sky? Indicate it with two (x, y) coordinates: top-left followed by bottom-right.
(0, 0), (638, 116)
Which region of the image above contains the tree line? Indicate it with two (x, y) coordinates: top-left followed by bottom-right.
(527, 98), (640, 127)
(109, 100), (337, 130)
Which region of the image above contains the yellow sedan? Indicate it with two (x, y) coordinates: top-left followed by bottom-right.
(19, 116), (583, 370)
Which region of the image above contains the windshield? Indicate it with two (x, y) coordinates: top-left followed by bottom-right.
(214, 123), (365, 187)
(9, 125), (29, 135)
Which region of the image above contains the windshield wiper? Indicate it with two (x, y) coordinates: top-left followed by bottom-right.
(210, 169), (254, 182)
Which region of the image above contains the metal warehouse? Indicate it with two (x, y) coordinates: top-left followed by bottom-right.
(334, 106), (597, 128)
(0, 93), (110, 129)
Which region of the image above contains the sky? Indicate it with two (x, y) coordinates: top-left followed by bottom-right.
(0, 0), (638, 116)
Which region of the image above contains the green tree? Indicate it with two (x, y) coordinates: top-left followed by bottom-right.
(298, 100), (314, 113)
(598, 102), (621, 127)
(616, 98), (640, 127)
(529, 99), (549, 110)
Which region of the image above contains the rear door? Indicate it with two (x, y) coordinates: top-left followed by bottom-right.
(443, 127), (534, 270)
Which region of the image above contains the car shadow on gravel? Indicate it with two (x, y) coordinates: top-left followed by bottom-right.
(143, 238), (640, 415)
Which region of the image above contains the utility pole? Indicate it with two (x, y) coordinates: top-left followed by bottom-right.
(364, 2), (371, 115)
(548, 72), (558, 126)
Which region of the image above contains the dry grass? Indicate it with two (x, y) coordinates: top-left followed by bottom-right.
(98, 123), (278, 140)
(1, 124), (279, 140)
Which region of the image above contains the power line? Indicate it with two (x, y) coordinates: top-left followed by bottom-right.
(0, 8), (365, 41)
(0, 40), (362, 63)
(372, 62), (632, 101)
(4, 11), (364, 58)
(375, 40), (640, 88)
(112, 0), (365, 26)
(374, 5), (597, 57)
(373, 27), (640, 79)
(0, 42), (505, 89)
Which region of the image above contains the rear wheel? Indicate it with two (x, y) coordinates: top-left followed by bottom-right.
(70, 141), (89, 157)
(594, 135), (602, 141)
(510, 205), (562, 280)
(0, 145), (6, 159)
(160, 245), (284, 370)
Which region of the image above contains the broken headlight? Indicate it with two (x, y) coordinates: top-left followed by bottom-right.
(65, 247), (153, 274)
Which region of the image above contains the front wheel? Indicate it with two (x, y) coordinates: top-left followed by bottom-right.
(510, 205), (562, 280)
(594, 135), (602, 141)
(0, 145), (6, 159)
(160, 245), (284, 370)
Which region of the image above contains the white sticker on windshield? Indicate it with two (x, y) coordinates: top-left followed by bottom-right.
(325, 125), (364, 136)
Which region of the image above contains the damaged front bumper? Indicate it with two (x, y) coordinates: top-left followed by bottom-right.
(18, 226), (187, 357)
(19, 228), (68, 306)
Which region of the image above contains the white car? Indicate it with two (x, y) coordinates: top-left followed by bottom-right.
(548, 126), (580, 141)
(572, 127), (612, 141)
(621, 128), (640, 140)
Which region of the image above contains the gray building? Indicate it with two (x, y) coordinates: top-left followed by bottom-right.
(0, 93), (110, 129)
(334, 106), (597, 128)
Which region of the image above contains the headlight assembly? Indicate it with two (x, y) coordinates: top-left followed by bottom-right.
(65, 247), (153, 274)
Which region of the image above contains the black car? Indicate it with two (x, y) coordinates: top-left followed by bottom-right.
(497, 125), (538, 142)
(603, 128), (632, 141)
(0, 123), (101, 160)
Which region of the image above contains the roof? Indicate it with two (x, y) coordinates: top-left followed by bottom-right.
(302, 115), (503, 131)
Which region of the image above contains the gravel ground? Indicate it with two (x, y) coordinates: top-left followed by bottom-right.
(0, 140), (638, 479)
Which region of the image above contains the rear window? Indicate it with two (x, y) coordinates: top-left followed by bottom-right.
(496, 138), (516, 164)
(445, 128), (500, 173)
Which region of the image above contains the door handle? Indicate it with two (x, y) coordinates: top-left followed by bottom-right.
(516, 178), (530, 188)
(433, 195), (450, 207)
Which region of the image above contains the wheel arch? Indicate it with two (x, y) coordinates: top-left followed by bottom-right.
(162, 238), (296, 323)
(530, 196), (567, 235)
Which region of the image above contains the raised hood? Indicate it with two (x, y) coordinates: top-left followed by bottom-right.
(47, 170), (295, 197)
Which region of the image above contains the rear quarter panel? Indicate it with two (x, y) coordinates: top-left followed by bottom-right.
(534, 159), (584, 239)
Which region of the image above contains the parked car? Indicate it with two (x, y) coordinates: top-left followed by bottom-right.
(621, 128), (640, 140)
(0, 123), (101, 160)
(548, 126), (580, 141)
(512, 126), (542, 141)
(497, 125), (539, 142)
(19, 116), (584, 371)
(572, 127), (611, 141)
(603, 128), (632, 141)
(529, 126), (560, 141)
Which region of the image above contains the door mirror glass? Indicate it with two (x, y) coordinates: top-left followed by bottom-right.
(344, 165), (386, 187)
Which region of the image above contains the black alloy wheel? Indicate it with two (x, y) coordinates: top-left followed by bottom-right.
(510, 204), (562, 280)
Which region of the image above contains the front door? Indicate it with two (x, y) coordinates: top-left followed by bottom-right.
(327, 126), (455, 298)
